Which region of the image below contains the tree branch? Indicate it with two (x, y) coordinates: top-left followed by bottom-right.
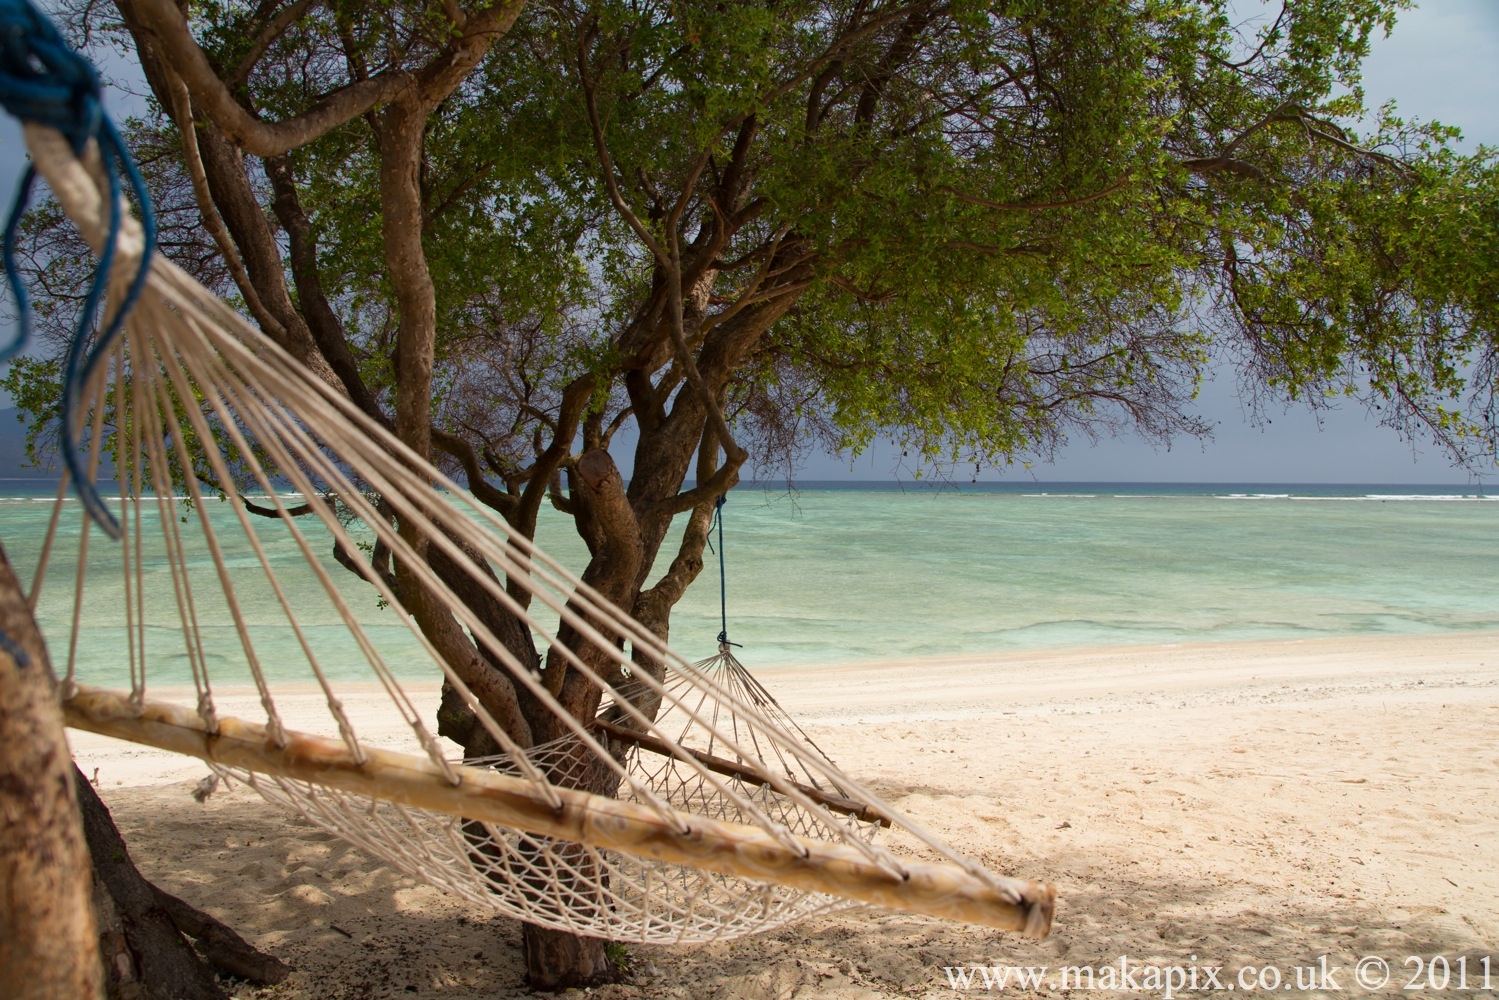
(241, 498), (314, 518)
(942, 174), (1131, 211)
(576, 17), (667, 263)
(432, 427), (519, 516)
(115, 0), (341, 385)
(577, 18), (747, 466)
(264, 156), (385, 420)
(1215, 3), (1288, 70)
(162, 66), (284, 341)
(118, 0), (525, 156)
(227, 0), (317, 89)
(1180, 155), (1273, 184)
(651, 456), (742, 518)
(513, 376), (593, 538)
(118, 0), (415, 156)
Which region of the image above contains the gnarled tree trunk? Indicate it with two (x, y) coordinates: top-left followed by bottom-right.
(0, 543), (104, 1000)
(518, 449), (643, 989)
(433, 450), (642, 990)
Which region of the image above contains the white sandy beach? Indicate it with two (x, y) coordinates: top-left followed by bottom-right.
(70, 631), (1499, 998)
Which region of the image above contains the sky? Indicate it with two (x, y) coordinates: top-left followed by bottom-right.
(0, 2), (1495, 485)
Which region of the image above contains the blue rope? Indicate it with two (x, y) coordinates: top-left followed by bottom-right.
(0, 0), (157, 540)
(0, 626), (30, 668)
(712, 493), (740, 649)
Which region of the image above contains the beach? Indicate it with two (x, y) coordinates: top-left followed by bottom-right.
(70, 630), (1499, 999)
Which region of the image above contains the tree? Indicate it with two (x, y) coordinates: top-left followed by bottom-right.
(9, 0), (1499, 988)
(0, 544), (103, 999)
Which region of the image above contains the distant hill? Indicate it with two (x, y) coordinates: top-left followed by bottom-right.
(0, 406), (59, 480)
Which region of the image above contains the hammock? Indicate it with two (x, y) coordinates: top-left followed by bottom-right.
(1, 7), (1054, 946)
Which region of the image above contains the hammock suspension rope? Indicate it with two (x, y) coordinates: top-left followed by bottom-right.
(711, 493), (739, 650)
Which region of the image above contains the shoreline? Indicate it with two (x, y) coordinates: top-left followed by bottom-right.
(68, 629), (1499, 787)
(762, 628), (1499, 721)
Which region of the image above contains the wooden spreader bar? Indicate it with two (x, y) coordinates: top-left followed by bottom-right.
(591, 717), (894, 827)
(63, 686), (1054, 937)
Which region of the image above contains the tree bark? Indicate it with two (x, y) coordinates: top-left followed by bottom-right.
(521, 923), (613, 991)
(509, 450), (642, 988)
(379, 95), (440, 473)
(0, 543), (104, 1000)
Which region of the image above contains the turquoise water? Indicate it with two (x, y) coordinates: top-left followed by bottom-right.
(2, 483), (1494, 687)
(662, 485), (1499, 665)
(0, 492), (429, 688)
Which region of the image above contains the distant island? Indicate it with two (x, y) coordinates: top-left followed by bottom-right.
(0, 407), (55, 481)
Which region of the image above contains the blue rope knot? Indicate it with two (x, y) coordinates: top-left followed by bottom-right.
(0, 0), (104, 150)
(0, 0), (157, 539)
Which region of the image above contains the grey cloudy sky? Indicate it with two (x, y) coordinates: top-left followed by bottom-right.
(0, 2), (1493, 484)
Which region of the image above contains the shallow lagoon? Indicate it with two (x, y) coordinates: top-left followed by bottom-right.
(2, 481), (1493, 686)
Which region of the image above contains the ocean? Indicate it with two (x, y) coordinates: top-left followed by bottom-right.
(1, 481), (1494, 688)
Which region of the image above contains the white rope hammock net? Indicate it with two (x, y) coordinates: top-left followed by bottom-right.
(22, 124), (1054, 944)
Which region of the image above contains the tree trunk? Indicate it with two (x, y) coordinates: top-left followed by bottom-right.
(0, 542), (104, 1000)
(74, 768), (291, 997)
(521, 923), (613, 990)
(515, 450), (642, 989)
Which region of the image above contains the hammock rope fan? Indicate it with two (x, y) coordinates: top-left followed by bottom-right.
(620, 492), (867, 826)
(0, 1), (1054, 946)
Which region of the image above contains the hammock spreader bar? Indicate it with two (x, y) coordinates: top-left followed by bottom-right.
(65, 685), (1054, 935)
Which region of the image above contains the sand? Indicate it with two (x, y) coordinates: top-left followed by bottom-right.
(71, 631), (1499, 998)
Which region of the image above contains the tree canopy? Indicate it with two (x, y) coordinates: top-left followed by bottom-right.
(20, 1), (1499, 490)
